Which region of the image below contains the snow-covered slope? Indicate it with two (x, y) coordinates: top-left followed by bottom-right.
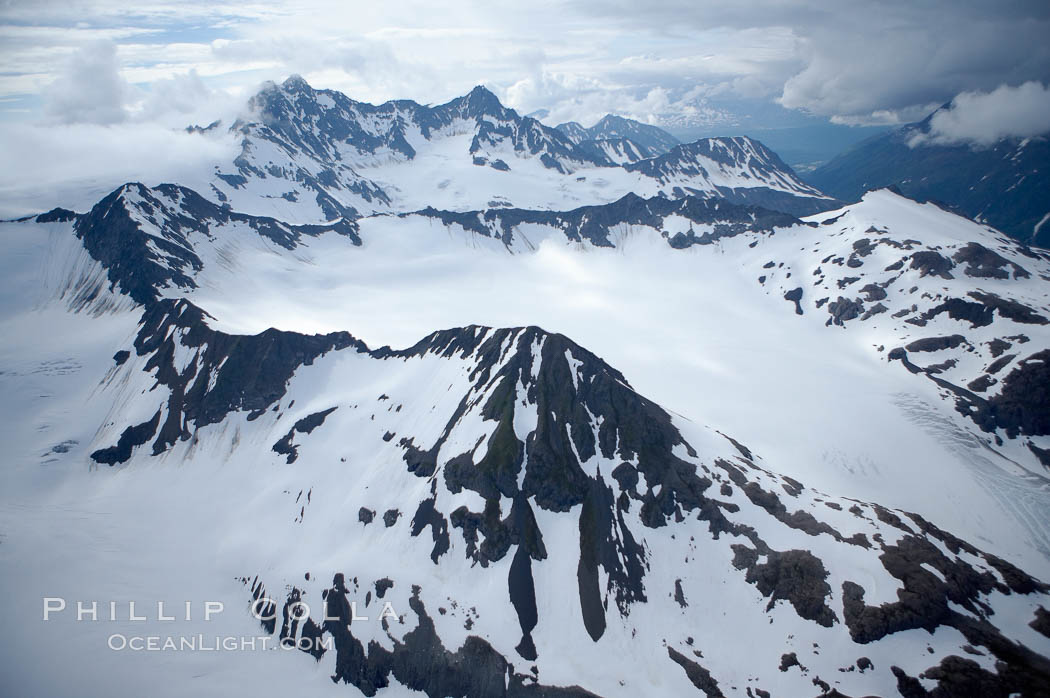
(2, 84), (1050, 698)
(577, 137), (657, 165)
(205, 77), (836, 222)
(71, 295), (1050, 696)
(46, 182), (1050, 492)
(3, 211), (1049, 694)
(760, 190), (1050, 461)
(625, 136), (835, 216)
(556, 114), (681, 155)
(807, 104), (1050, 246)
(72, 182), (360, 305)
(212, 78), (608, 221)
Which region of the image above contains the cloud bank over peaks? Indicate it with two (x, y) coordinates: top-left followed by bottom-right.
(40, 41), (247, 129)
(42, 41), (128, 125)
(5, 41), (245, 218)
(6, 2), (1049, 142)
(503, 72), (738, 131)
(909, 81), (1050, 148)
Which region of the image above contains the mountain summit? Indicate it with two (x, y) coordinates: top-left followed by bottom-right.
(5, 70), (1047, 698)
(207, 76), (835, 222)
(556, 113), (681, 156)
(4, 180), (1050, 695)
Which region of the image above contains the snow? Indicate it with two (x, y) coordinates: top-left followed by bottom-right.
(2, 86), (1050, 697)
(1035, 211), (1050, 235)
(564, 349), (583, 391)
(131, 192), (1049, 581)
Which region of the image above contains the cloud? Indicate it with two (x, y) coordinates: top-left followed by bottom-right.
(4, 2), (1050, 132)
(908, 81), (1050, 147)
(135, 70), (211, 117)
(830, 104), (942, 128)
(42, 41), (129, 124)
(504, 72), (657, 126)
(130, 69), (246, 128)
(0, 120), (239, 217)
(571, 1), (1050, 125)
(35, 40), (245, 129)
(777, 10), (1050, 124)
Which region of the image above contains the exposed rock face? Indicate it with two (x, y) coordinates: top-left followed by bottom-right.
(20, 138), (1049, 696)
(411, 191), (803, 249)
(87, 291), (1050, 696)
(556, 114), (680, 156)
(213, 76), (839, 222)
(667, 646), (724, 697)
(953, 242), (1030, 279)
(747, 189), (1050, 460)
(736, 548), (837, 627)
(75, 182), (360, 305)
(908, 250), (955, 279)
(905, 335), (968, 353)
(90, 409), (161, 465)
(90, 298), (363, 463)
(827, 296), (865, 325)
(806, 107), (1050, 246)
(273, 407), (339, 463)
(979, 350), (1050, 437)
(623, 137), (839, 216)
(223, 78), (611, 220)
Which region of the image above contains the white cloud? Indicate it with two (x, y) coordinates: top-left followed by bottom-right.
(830, 104), (941, 128)
(574, 1), (1050, 126)
(129, 69), (247, 128)
(35, 40), (246, 129)
(42, 41), (129, 124)
(503, 72), (638, 126)
(908, 81), (1050, 147)
(0, 24), (162, 43)
(0, 120), (239, 217)
(3, 2), (1050, 133)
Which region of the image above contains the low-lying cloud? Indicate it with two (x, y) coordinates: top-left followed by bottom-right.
(0, 121), (239, 218)
(42, 41), (129, 125)
(909, 81), (1050, 147)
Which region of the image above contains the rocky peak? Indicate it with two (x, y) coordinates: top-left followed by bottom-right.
(281, 74), (312, 93)
(451, 84), (511, 122)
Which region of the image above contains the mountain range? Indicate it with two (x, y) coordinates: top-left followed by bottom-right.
(807, 105), (1050, 247)
(555, 114), (683, 160)
(206, 76), (837, 222)
(2, 77), (1050, 698)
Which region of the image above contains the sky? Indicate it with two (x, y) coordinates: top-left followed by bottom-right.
(0, 0), (1048, 215)
(2, 0), (1049, 128)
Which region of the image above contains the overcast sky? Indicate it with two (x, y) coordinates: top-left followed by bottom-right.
(0, 0), (1048, 216)
(1, 0), (1048, 129)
